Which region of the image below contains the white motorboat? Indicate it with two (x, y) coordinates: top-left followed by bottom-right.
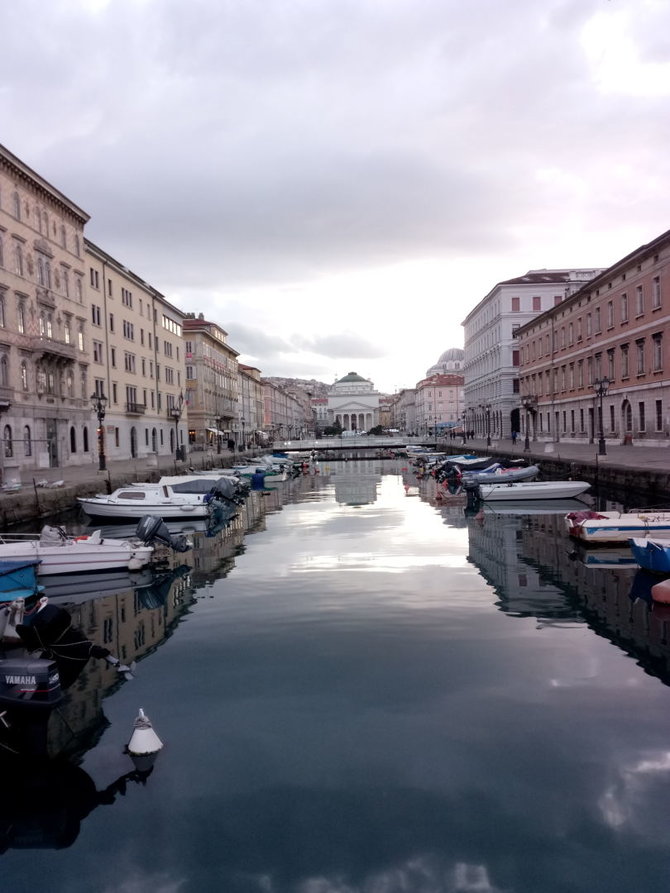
(565, 509), (670, 544)
(461, 464), (540, 488)
(477, 480), (591, 502)
(78, 484), (212, 520)
(0, 526), (154, 575)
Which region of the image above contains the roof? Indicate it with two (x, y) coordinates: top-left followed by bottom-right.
(336, 371), (368, 383)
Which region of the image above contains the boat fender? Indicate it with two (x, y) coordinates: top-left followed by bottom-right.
(651, 579), (670, 604)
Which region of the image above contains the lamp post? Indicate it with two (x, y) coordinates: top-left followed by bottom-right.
(241, 416), (246, 451)
(594, 377), (610, 456)
(480, 404), (491, 447)
(521, 394), (537, 452)
(170, 391), (184, 460)
(90, 391), (108, 471)
(462, 412), (467, 444)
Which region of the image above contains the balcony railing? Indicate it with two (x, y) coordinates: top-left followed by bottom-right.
(125, 402), (146, 414)
(30, 336), (77, 362)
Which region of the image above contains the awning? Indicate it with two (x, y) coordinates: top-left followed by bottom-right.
(206, 427), (226, 436)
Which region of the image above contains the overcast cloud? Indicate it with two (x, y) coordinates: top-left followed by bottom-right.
(2, 0), (670, 391)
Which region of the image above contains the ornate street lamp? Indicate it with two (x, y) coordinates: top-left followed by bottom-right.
(521, 394), (537, 452)
(461, 412), (467, 444)
(480, 404), (491, 447)
(90, 391), (108, 471)
(170, 391), (184, 460)
(594, 377), (610, 456)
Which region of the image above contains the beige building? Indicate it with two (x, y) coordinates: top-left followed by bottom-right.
(0, 143), (91, 481)
(239, 364), (265, 448)
(86, 241), (188, 462)
(184, 313), (239, 452)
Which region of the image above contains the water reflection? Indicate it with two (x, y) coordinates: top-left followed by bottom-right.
(466, 504), (670, 682)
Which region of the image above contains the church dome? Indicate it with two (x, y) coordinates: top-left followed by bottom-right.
(427, 347), (464, 376)
(336, 371), (368, 383)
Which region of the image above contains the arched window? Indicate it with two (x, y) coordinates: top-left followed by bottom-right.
(20, 362), (28, 391)
(12, 192), (20, 219)
(17, 302), (25, 334)
(15, 244), (23, 276)
(0, 356), (8, 387)
(4, 425), (12, 458)
(0, 295), (5, 328)
(24, 426), (31, 457)
(70, 426), (77, 453)
(83, 427), (89, 452)
(624, 401), (633, 432)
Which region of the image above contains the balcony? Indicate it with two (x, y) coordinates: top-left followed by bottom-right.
(30, 336), (77, 363)
(125, 402), (146, 415)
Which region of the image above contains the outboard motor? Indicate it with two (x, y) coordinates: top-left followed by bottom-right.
(135, 516), (191, 553)
(0, 656), (63, 711)
(208, 477), (246, 505)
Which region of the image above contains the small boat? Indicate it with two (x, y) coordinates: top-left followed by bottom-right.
(629, 537), (670, 574)
(78, 483), (215, 520)
(565, 509), (670, 544)
(0, 559), (43, 602)
(0, 526), (154, 575)
(461, 464), (540, 488)
(477, 480), (591, 502)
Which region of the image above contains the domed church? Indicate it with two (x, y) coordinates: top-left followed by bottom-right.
(426, 348), (464, 377)
(327, 372), (381, 432)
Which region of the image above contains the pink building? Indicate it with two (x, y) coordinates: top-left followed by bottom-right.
(515, 228), (670, 448)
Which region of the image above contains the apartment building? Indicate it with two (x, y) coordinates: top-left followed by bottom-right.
(461, 269), (601, 441)
(415, 373), (464, 434)
(86, 241), (187, 461)
(515, 229), (670, 447)
(239, 364), (265, 448)
(0, 144), (91, 481)
(183, 314), (239, 452)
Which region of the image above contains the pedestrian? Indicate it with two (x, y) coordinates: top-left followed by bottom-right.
(511, 431), (517, 445)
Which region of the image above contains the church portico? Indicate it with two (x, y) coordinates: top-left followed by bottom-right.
(327, 372), (380, 432)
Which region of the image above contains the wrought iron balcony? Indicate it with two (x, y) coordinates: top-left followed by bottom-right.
(125, 402), (146, 414)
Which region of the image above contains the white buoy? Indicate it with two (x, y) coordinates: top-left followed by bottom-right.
(127, 707), (164, 756)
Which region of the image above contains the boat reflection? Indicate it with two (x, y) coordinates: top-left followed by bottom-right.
(465, 506), (670, 682)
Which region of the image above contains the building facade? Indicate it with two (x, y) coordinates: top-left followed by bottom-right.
(327, 372), (380, 432)
(461, 269), (602, 441)
(415, 373), (465, 435)
(184, 313), (239, 452)
(515, 229), (670, 448)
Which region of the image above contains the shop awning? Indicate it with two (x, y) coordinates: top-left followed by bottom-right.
(206, 427), (226, 436)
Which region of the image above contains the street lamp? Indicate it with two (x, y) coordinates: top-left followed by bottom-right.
(594, 377), (610, 456)
(480, 404), (491, 447)
(521, 394), (537, 452)
(90, 391), (108, 471)
(462, 412), (467, 444)
(241, 416), (246, 451)
(170, 391), (184, 460)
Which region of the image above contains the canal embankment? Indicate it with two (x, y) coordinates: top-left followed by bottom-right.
(443, 437), (670, 504)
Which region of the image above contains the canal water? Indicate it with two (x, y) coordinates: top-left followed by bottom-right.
(2, 460), (670, 892)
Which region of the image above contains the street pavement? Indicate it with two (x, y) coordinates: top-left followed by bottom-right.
(457, 435), (670, 472)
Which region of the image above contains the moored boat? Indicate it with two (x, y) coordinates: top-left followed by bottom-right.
(78, 483), (214, 520)
(629, 537), (670, 574)
(461, 463), (540, 488)
(565, 509), (670, 544)
(477, 480), (591, 502)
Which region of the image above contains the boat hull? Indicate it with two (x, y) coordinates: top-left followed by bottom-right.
(78, 499), (210, 521)
(0, 539), (153, 575)
(565, 510), (670, 543)
(478, 481), (590, 501)
(629, 537), (670, 574)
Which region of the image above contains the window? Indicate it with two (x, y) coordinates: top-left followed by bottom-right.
(90, 268), (99, 289)
(621, 293), (628, 322)
(75, 276), (83, 302)
(532, 296), (541, 311)
(110, 347), (116, 367)
(512, 350), (519, 367)
(121, 287), (133, 308)
(124, 352), (136, 373)
(607, 301), (614, 328)
(3, 425), (12, 458)
(93, 378), (105, 397)
(586, 313), (592, 337)
(621, 344), (629, 378)
(78, 323), (84, 351)
(594, 307), (601, 333)
(636, 339), (645, 375)
(20, 362), (28, 390)
(123, 320), (134, 340)
(656, 400), (663, 432)
(639, 402), (646, 432)
(15, 243), (23, 276)
(653, 276), (662, 309)
(511, 297), (520, 312)
(17, 302), (25, 334)
(91, 304), (101, 325)
(0, 356), (8, 387)
(636, 285), (644, 316)
(0, 295), (4, 328)
(577, 318), (583, 341)
(62, 268), (69, 297)
(23, 425), (31, 457)
(653, 334), (663, 371)
(607, 349), (615, 380)
(0, 234), (3, 267)
(93, 340), (103, 363)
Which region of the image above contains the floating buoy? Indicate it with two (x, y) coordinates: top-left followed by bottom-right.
(651, 578), (670, 604)
(127, 707), (163, 756)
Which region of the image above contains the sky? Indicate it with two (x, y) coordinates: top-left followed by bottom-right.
(2, 0), (670, 394)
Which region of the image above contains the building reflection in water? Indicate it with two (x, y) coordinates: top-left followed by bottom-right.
(464, 506), (670, 684)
